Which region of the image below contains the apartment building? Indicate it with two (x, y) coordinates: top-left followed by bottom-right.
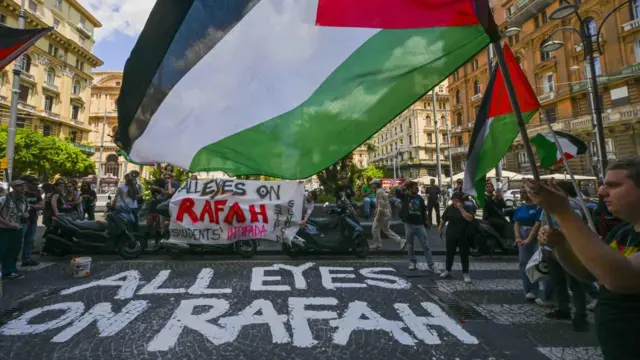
(449, 0), (640, 176)
(369, 81), (452, 179)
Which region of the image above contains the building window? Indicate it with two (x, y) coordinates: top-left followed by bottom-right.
(540, 42), (552, 61)
(456, 113), (462, 126)
(518, 152), (530, 165)
(543, 73), (555, 94)
(543, 106), (557, 123)
(46, 68), (55, 85)
(115, 81), (121, 86)
(54, 0), (62, 10)
(18, 84), (29, 102)
(593, 56), (602, 76)
(72, 80), (81, 95)
(44, 95), (54, 111)
(53, 18), (60, 29)
(19, 54), (31, 73)
(635, 0), (640, 19)
(453, 71), (459, 81)
(591, 139), (614, 155)
(534, 16), (540, 29)
(68, 130), (77, 143)
(0, 13), (6, 24)
(48, 44), (59, 57)
(455, 89), (461, 104)
(28, 0), (37, 12)
(71, 105), (80, 120)
(473, 80), (481, 95)
(586, 17), (597, 36)
(79, 16), (86, 26)
(541, 10), (548, 24)
(42, 124), (51, 136)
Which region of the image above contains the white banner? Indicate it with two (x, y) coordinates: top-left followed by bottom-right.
(169, 179), (304, 244)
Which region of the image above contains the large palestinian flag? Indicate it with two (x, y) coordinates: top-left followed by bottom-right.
(463, 44), (540, 206)
(0, 24), (52, 71)
(117, 0), (498, 179)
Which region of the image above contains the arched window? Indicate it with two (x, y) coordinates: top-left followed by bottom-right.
(455, 89), (461, 104)
(473, 80), (481, 95)
(19, 54), (31, 73)
(72, 80), (81, 95)
(104, 154), (120, 177)
(46, 68), (55, 85)
(426, 116), (431, 126)
(540, 41), (551, 61)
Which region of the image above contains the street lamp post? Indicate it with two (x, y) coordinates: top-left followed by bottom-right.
(95, 109), (108, 192)
(6, 0), (26, 186)
(433, 91), (442, 187)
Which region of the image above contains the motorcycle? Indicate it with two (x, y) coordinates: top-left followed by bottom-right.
(43, 207), (142, 260)
(469, 218), (516, 257)
(282, 200), (368, 258)
(154, 200), (258, 259)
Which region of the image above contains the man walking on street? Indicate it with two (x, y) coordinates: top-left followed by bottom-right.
(370, 179), (405, 251)
(20, 176), (42, 266)
(396, 181), (437, 272)
(0, 180), (28, 279)
(425, 179), (441, 226)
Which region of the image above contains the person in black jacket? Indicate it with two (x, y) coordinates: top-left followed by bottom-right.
(396, 181), (436, 272)
(483, 182), (508, 239)
(439, 192), (475, 282)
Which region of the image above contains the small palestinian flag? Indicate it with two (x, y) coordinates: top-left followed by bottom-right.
(463, 43), (540, 206)
(117, 0), (499, 180)
(0, 24), (52, 71)
(531, 131), (587, 168)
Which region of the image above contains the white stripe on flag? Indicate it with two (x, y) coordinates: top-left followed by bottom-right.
(463, 117), (494, 196)
(130, 0), (380, 167)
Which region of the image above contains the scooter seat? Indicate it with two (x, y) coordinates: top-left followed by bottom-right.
(309, 218), (338, 229)
(72, 220), (108, 232)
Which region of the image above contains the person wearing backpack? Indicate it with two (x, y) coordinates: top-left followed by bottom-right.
(0, 180), (28, 280)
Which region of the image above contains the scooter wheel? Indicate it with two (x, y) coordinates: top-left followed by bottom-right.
(353, 234), (369, 258)
(282, 243), (302, 258)
(118, 239), (142, 260)
(235, 239), (257, 259)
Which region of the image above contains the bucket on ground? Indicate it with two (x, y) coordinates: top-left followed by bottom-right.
(70, 257), (92, 278)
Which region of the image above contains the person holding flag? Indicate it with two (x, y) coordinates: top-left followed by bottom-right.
(525, 158), (640, 360)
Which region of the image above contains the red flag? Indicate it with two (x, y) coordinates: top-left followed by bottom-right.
(0, 24), (52, 71)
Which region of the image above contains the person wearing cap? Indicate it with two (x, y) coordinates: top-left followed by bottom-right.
(0, 180), (28, 279)
(371, 179), (405, 251)
(20, 175), (43, 266)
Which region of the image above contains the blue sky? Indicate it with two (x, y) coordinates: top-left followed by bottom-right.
(77, 0), (155, 71)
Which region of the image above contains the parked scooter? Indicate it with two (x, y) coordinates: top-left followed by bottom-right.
(154, 200), (258, 259)
(282, 200), (368, 258)
(43, 207), (142, 260)
(469, 218), (516, 257)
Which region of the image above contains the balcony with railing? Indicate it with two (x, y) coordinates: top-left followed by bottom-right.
(506, 0), (555, 27)
(18, 101), (36, 112)
(69, 142), (95, 155)
(76, 23), (92, 37)
(0, 96), (7, 104)
(622, 18), (640, 32)
(449, 146), (468, 156)
(43, 81), (59, 93)
(537, 89), (556, 103)
(471, 93), (482, 102)
(44, 110), (60, 120)
(20, 71), (35, 83)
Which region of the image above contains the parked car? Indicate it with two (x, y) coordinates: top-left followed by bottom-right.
(503, 189), (521, 207)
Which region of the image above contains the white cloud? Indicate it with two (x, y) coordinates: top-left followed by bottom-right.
(77, 0), (155, 42)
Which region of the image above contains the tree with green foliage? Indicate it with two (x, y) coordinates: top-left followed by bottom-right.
(140, 164), (191, 200)
(0, 126), (95, 180)
(316, 153), (357, 196)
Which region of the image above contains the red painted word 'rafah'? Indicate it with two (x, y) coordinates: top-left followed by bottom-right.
(175, 198), (269, 225)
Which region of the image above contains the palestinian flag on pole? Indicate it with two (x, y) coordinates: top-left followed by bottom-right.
(463, 44), (540, 206)
(117, 0), (499, 179)
(0, 24), (52, 71)
(531, 131), (587, 168)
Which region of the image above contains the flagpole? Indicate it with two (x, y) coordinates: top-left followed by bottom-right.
(433, 91), (442, 187)
(488, 44), (504, 192)
(540, 114), (597, 233)
(6, 0), (26, 187)
(491, 42), (553, 225)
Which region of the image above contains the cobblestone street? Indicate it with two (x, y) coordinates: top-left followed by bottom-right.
(0, 255), (601, 360)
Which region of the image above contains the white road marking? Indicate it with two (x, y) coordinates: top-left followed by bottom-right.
(537, 347), (604, 360)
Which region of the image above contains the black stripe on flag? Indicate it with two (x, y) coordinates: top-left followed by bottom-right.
(0, 24), (52, 71)
(116, 0), (262, 152)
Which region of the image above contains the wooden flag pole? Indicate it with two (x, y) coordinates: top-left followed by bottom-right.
(540, 114), (598, 233)
(491, 42), (553, 225)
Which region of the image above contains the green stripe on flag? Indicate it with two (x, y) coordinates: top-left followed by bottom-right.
(190, 25), (490, 179)
(530, 134), (558, 168)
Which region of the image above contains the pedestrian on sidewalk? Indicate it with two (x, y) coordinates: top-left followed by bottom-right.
(512, 187), (542, 301)
(425, 179), (441, 227)
(80, 182), (97, 221)
(396, 181), (436, 272)
(370, 179), (404, 252)
(0, 180), (28, 280)
(526, 157), (640, 359)
(439, 192), (474, 282)
(360, 177), (376, 219)
(20, 175), (43, 267)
